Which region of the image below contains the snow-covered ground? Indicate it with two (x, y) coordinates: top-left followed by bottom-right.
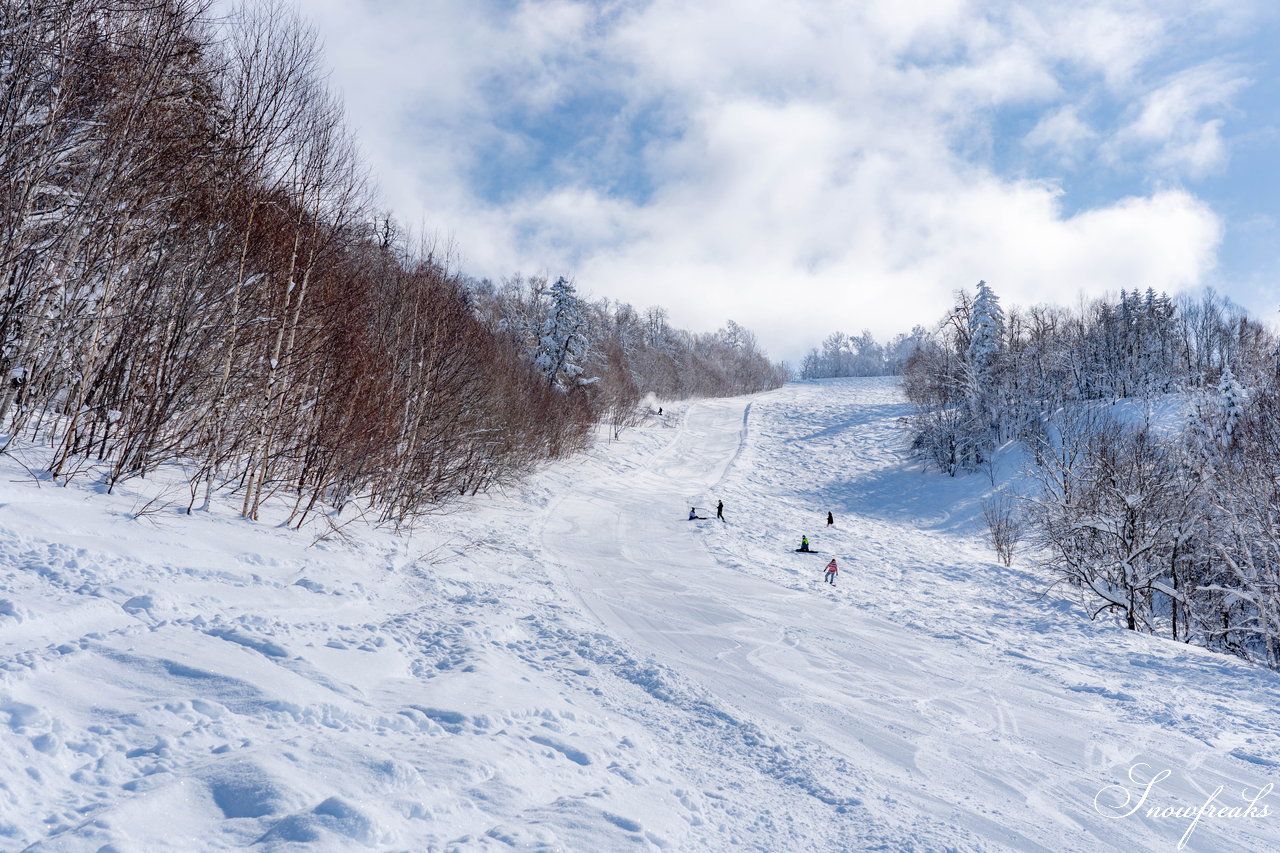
(3, 377), (1278, 851)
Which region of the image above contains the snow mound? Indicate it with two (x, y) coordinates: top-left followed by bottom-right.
(2, 377), (1278, 851)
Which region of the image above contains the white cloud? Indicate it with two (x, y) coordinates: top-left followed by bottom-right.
(1024, 106), (1098, 165)
(291, 0), (1258, 362)
(1105, 63), (1250, 178)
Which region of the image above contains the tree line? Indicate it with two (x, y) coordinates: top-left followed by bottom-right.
(905, 281), (1280, 669)
(798, 328), (926, 379)
(0, 0), (783, 526)
(469, 274), (784, 434)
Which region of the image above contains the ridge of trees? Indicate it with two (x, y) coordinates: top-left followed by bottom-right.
(906, 281), (1280, 670)
(799, 328), (926, 379)
(0, 0), (783, 527)
(470, 275), (784, 415)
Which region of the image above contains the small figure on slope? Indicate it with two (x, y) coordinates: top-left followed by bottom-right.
(826, 511), (834, 527)
(824, 558), (838, 585)
(797, 535), (811, 553)
(716, 500), (725, 522)
(688, 507), (706, 520)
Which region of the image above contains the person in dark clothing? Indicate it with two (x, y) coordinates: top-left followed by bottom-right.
(716, 500), (724, 521)
(827, 511), (834, 527)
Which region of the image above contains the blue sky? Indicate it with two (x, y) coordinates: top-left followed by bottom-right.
(302, 0), (1280, 363)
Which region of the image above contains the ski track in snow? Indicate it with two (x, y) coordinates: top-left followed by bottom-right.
(1, 377), (1278, 851)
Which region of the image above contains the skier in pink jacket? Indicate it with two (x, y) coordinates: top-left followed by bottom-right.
(824, 558), (838, 585)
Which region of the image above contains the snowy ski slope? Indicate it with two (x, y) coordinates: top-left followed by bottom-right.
(2, 377), (1277, 851)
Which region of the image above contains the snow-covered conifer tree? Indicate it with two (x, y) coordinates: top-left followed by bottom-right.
(534, 276), (589, 389)
(967, 280), (1005, 378)
(1184, 403), (1217, 476)
(1219, 365), (1245, 449)
(960, 280), (1006, 466)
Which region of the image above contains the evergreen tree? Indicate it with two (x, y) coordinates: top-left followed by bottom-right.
(967, 280), (1005, 377)
(534, 276), (589, 390)
(1183, 398), (1220, 481)
(1219, 364), (1245, 450)
(962, 280), (1006, 464)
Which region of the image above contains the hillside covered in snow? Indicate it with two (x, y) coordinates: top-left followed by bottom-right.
(3, 377), (1278, 851)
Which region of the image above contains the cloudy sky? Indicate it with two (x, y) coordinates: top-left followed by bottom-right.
(299, 0), (1280, 363)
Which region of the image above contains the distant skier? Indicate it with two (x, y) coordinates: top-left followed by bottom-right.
(824, 558), (838, 585)
(797, 535), (811, 552)
(827, 511), (834, 527)
(716, 500), (724, 521)
(658, 407), (663, 416)
(689, 507), (705, 520)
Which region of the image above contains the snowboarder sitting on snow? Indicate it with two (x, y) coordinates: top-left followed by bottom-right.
(797, 535), (811, 552)
(824, 558), (838, 584)
(689, 507), (705, 520)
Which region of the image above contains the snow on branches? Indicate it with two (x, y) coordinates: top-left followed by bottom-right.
(906, 282), (1280, 670)
(534, 276), (590, 390)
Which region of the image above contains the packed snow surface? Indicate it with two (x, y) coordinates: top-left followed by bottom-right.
(2, 377), (1278, 851)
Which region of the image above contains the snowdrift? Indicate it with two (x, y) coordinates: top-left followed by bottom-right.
(2, 378), (1277, 851)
